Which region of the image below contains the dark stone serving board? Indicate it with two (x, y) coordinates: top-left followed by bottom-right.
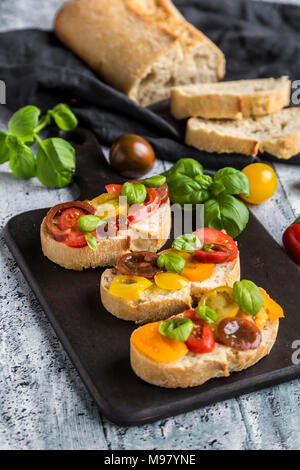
(4, 129), (300, 425)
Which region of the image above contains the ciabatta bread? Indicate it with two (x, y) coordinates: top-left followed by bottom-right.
(130, 319), (279, 388)
(186, 108), (300, 159)
(171, 76), (290, 119)
(54, 0), (225, 106)
(100, 255), (240, 323)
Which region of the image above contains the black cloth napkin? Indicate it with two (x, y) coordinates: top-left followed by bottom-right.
(1, 0), (300, 169)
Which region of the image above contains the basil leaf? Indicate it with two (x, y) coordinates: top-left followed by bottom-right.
(157, 253), (186, 274)
(210, 180), (226, 197)
(143, 175), (166, 188)
(77, 215), (105, 232)
(121, 182), (147, 205)
(195, 174), (213, 189)
(233, 280), (264, 316)
(8, 105), (40, 142)
(36, 137), (75, 188)
(168, 176), (211, 205)
(166, 158), (203, 181)
(204, 193), (249, 238)
(0, 131), (12, 164)
(214, 167), (250, 197)
(158, 317), (194, 342)
(7, 136), (36, 179)
(172, 234), (201, 253)
(49, 104), (78, 131)
(85, 232), (98, 251)
(196, 305), (219, 324)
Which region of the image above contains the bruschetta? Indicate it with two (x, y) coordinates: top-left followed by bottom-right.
(100, 228), (240, 322)
(130, 285), (284, 388)
(41, 181), (171, 270)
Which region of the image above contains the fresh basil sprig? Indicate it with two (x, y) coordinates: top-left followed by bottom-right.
(196, 305), (219, 324)
(158, 317), (194, 342)
(163, 158), (250, 238)
(157, 253), (186, 274)
(172, 234), (201, 253)
(232, 280), (264, 316)
(121, 182), (147, 205)
(143, 175), (166, 188)
(0, 104), (78, 187)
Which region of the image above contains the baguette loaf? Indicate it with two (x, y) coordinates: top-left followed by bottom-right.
(171, 76), (290, 119)
(100, 254), (240, 323)
(130, 318), (279, 388)
(54, 0), (225, 106)
(186, 108), (300, 159)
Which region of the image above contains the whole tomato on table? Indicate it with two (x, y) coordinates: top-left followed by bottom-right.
(282, 216), (300, 263)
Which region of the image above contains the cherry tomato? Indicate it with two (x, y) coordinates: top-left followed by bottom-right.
(156, 183), (169, 204)
(109, 134), (155, 178)
(195, 243), (231, 264)
(58, 207), (96, 248)
(241, 163), (277, 204)
(217, 317), (261, 350)
(183, 310), (215, 354)
(128, 187), (161, 223)
(193, 227), (238, 262)
(105, 184), (122, 195)
(282, 216), (300, 263)
(116, 252), (163, 279)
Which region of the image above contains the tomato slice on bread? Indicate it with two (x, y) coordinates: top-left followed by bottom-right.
(193, 228), (238, 262)
(58, 207), (96, 248)
(183, 310), (215, 354)
(195, 243), (231, 264)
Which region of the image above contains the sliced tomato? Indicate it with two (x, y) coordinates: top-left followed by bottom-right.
(156, 183), (169, 203)
(128, 187), (161, 224)
(105, 184), (122, 195)
(193, 228), (238, 262)
(59, 207), (86, 231)
(217, 317), (261, 351)
(64, 231), (88, 248)
(195, 243), (231, 264)
(183, 310), (215, 354)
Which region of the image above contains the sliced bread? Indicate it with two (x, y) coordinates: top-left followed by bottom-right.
(130, 318), (279, 388)
(171, 76), (290, 119)
(185, 108), (300, 159)
(100, 255), (240, 323)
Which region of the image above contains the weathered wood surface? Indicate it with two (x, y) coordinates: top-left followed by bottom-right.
(0, 0), (300, 450)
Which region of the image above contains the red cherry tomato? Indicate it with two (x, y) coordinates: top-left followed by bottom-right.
(105, 184), (123, 195)
(282, 217), (300, 263)
(59, 207), (94, 248)
(193, 227), (238, 262)
(156, 183), (169, 204)
(128, 187), (161, 224)
(195, 243), (231, 264)
(183, 310), (215, 354)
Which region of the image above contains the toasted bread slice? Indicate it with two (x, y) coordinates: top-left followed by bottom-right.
(186, 108), (300, 159)
(130, 319), (279, 388)
(100, 254), (240, 323)
(171, 76), (290, 119)
(41, 201), (171, 271)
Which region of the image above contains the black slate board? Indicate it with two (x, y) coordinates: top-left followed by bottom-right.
(4, 129), (300, 425)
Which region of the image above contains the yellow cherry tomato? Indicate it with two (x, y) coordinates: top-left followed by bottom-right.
(199, 286), (239, 323)
(165, 250), (214, 282)
(254, 307), (269, 330)
(90, 193), (128, 219)
(154, 272), (189, 290)
(131, 322), (188, 363)
(109, 275), (152, 300)
(241, 163), (277, 204)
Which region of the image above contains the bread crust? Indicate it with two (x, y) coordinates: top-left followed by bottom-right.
(54, 0), (225, 106)
(41, 201), (171, 270)
(171, 77), (290, 120)
(100, 255), (240, 323)
(185, 121), (259, 156)
(130, 319), (279, 388)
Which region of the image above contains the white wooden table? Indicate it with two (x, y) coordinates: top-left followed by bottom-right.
(0, 0), (300, 450)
